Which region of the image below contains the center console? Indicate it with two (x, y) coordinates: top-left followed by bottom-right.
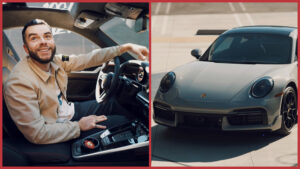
(72, 120), (148, 160)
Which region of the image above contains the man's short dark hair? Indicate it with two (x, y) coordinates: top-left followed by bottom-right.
(22, 19), (51, 44)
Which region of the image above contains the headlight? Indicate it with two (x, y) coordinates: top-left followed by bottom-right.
(251, 77), (274, 98)
(159, 72), (176, 93)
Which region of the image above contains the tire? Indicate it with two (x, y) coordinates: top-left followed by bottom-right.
(277, 86), (297, 135)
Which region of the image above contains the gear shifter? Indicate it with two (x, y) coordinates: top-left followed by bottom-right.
(72, 120), (149, 160)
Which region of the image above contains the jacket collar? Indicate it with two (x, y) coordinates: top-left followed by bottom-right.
(27, 56), (60, 82)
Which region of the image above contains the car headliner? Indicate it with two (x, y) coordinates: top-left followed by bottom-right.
(3, 3), (148, 61)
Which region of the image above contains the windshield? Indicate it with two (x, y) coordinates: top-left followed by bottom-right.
(208, 34), (292, 64)
(100, 17), (149, 60)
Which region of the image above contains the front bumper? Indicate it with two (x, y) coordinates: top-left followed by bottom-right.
(153, 101), (282, 131)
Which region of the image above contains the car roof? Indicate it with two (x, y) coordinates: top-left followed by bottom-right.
(223, 26), (297, 36)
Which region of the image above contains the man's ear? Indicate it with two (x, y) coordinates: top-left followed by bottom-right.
(23, 44), (29, 54)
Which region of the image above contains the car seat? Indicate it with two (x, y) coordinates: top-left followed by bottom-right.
(2, 31), (70, 166)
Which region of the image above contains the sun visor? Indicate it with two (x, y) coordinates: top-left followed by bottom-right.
(74, 11), (107, 29)
(71, 3), (110, 29)
(72, 3), (147, 29)
(104, 3), (143, 20)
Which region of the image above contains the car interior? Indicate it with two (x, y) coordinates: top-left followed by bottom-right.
(2, 2), (149, 166)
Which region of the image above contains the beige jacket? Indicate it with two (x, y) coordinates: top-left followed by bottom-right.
(4, 46), (121, 144)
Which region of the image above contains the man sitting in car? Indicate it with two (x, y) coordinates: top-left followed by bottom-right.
(3, 19), (149, 144)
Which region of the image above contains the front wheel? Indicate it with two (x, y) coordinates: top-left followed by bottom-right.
(277, 86), (297, 135)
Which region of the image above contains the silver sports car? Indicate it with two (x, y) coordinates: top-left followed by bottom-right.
(153, 26), (297, 135)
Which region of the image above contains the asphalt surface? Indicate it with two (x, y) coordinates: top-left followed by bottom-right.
(151, 2), (298, 167)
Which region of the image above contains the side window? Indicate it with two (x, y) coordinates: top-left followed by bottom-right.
(4, 3), (99, 59)
(4, 28), (99, 59)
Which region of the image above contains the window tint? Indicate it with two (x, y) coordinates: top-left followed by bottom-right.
(212, 37), (233, 54)
(209, 34), (292, 64)
(100, 17), (149, 48)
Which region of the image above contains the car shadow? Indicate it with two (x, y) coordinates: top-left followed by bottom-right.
(151, 125), (287, 163)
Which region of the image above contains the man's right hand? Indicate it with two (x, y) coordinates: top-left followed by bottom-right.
(78, 115), (107, 131)
(120, 43), (149, 61)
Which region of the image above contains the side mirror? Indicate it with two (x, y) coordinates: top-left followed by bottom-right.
(191, 49), (202, 59)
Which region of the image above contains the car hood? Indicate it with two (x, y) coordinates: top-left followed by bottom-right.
(172, 61), (285, 102)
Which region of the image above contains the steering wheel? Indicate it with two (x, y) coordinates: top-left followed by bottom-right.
(95, 57), (120, 103)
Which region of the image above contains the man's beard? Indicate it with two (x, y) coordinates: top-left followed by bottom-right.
(28, 46), (56, 64)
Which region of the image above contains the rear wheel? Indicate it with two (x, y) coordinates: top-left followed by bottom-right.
(277, 86), (297, 135)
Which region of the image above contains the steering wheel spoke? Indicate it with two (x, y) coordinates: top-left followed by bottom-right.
(96, 57), (120, 103)
(97, 92), (106, 103)
(99, 71), (107, 80)
(99, 72), (107, 89)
